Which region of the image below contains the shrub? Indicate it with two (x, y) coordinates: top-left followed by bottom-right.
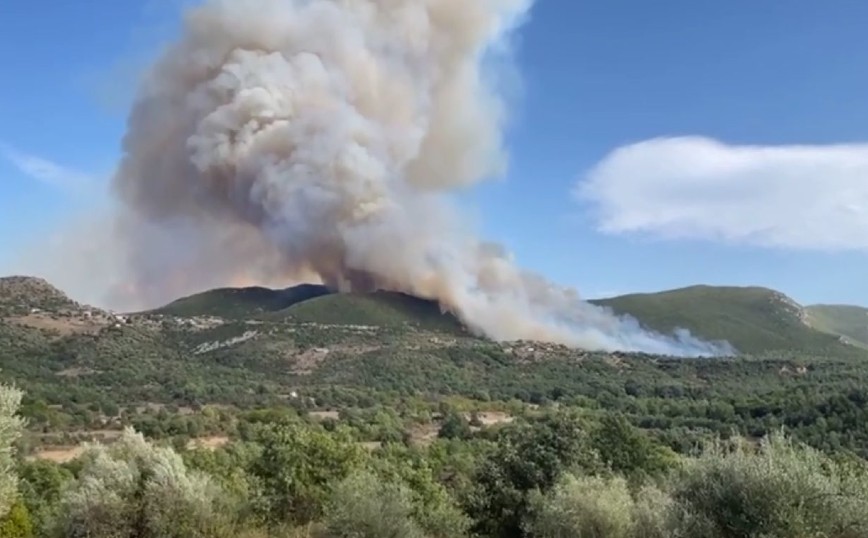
(630, 485), (674, 538)
(670, 434), (868, 538)
(438, 412), (471, 440)
(0, 384), (23, 519)
(322, 471), (426, 538)
(51, 427), (238, 538)
(526, 474), (673, 538)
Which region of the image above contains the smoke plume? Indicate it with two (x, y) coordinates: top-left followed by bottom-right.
(107, 0), (731, 356)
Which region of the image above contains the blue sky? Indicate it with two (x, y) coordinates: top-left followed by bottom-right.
(1, 0), (867, 306)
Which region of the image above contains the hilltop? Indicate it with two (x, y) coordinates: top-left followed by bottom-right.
(151, 283), (331, 318)
(157, 283), (868, 356)
(150, 284), (466, 334)
(0, 276), (82, 316)
(161, 282), (868, 355)
(591, 285), (860, 356)
(281, 291), (466, 334)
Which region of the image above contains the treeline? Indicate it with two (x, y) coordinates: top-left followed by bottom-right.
(4, 384), (868, 538)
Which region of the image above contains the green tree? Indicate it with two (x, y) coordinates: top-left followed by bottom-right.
(16, 459), (73, 534)
(183, 441), (261, 508)
(438, 411), (471, 440)
(251, 421), (366, 524)
(368, 444), (470, 538)
(591, 414), (677, 477)
(467, 413), (602, 538)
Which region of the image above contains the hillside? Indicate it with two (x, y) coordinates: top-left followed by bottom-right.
(806, 304), (868, 349)
(150, 283), (331, 318)
(282, 290), (467, 333)
(0, 276), (81, 315)
(9, 276), (866, 359)
(153, 282), (868, 356)
(591, 285), (860, 356)
(153, 283), (467, 334)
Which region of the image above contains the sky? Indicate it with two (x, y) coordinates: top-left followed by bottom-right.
(1, 0), (867, 307)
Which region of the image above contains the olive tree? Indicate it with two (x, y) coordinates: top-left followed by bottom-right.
(52, 427), (237, 538)
(0, 383), (24, 518)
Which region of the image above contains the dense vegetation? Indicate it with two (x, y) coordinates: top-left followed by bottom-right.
(5, 306), (868, 459)
(153, 284), (332, 319)
(4, 382), (868, 537)
(3, 276), (868, 536)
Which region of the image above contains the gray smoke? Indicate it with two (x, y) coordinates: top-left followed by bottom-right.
(108, 0), (732, 356)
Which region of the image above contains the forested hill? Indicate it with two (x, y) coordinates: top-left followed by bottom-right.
(591, 285), (863, 356)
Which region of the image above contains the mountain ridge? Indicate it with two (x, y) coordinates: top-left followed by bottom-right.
(590, 285), (859, 356)
(148, 283), (331, 318)
(3, 275), (866, 357)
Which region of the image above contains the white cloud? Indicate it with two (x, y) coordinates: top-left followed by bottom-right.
(576, 136), (868, 251)
(1, 144), (94, 189)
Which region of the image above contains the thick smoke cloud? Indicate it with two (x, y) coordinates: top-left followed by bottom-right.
(109, 0), (732, 356)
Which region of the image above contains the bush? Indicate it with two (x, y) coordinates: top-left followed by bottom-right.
(51, 427), (238, 538)
(322, 472), (426, 538)
(526, 474), (672, 538)
(0, 384), (23, 519)
(630, 485), (674, 538)
(670, 434), (868, 538)
(438, 412), (471, 440)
